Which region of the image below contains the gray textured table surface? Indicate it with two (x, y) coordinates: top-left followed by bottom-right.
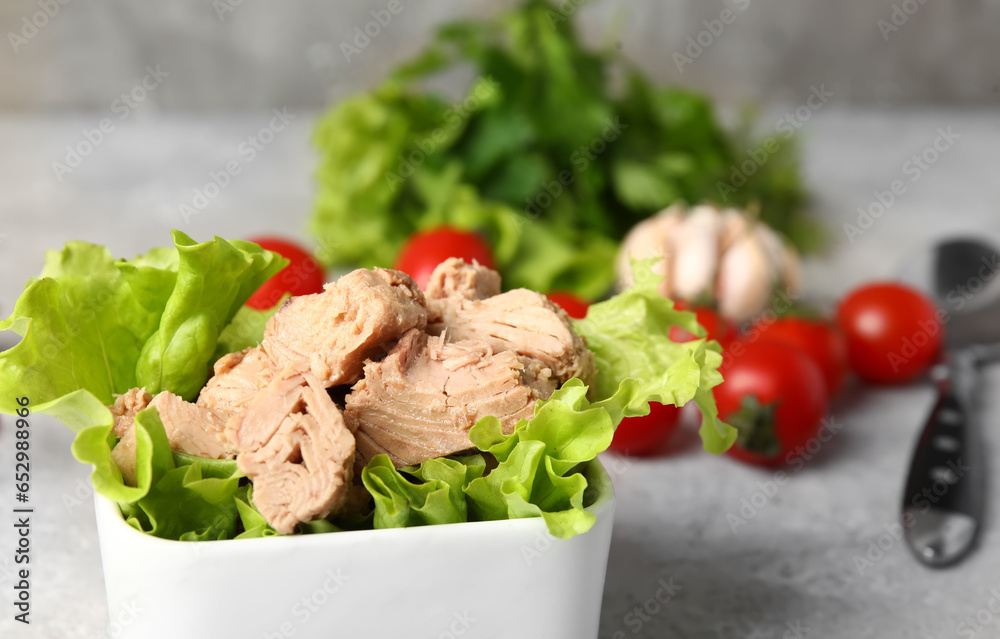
(0, 109), (999, 639)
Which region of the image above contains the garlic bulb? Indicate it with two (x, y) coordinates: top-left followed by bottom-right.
(617, 204), (801, 322)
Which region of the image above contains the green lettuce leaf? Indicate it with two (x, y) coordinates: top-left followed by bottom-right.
(574, 259), (736, 453)
(105, 407), (245, 541)
(135, 231), (286, 400)
(0, 232), (287, 540)
(2, 248), (174, 412)
(463, 379), (612, 538)
(234, 485), (279, 539)
(362, 454), (486, 528)
(0, 232), (285, 414)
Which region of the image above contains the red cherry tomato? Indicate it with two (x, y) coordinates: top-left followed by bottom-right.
(245, 237), (326, 310)
(836, 282), (943, 384)
(751, 316), (848, 398)
(395, 227), (495, 290)
(669, 302), (737, 347)
(547, 291), (590, 319)
(714, 340), (828, 466)
(609, 403), (682, 456)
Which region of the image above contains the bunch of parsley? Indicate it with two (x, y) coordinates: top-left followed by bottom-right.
(311, 0), (817, 300)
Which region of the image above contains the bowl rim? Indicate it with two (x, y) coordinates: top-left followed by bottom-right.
(95, 458), (615, 547)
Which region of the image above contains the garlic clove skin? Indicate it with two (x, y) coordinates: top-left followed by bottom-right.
(716, 230), (778, 323)
(670, 204), (722, 302)
(753, 223), (802, 299)
(718, 208), (751, 255)
(753, 225), (786, 274)
(616, 216), (661, 290)
(780, 239), (803, 296)
(616, 205), (683, 296)
(652, 208), (685, 298)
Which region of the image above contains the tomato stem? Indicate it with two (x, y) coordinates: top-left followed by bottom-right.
(729, 395), (781, 457)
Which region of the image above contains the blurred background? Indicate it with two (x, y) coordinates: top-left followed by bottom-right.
(2, 0), (999, 109)
(1, 0), (998, 310)
(2, 2), (1000, 638)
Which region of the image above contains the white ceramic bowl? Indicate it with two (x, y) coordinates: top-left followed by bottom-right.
(94, 460), (615, 639)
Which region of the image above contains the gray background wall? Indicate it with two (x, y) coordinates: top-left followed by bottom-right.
(1, 0), (998, 112)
